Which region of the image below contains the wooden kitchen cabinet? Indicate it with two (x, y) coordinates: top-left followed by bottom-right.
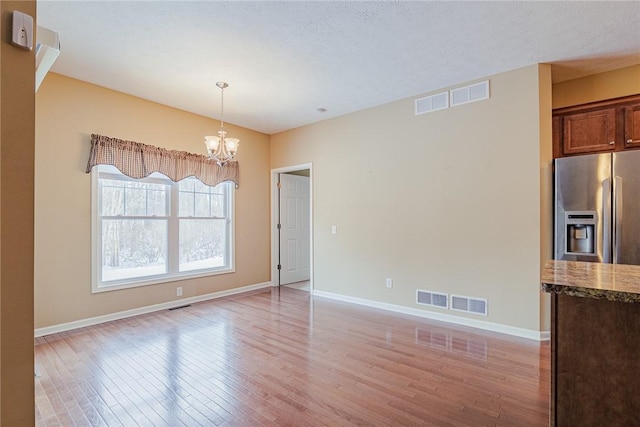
(561, 108), (616, 155)
(624, 103), (640, 149)
(553, 94), (640, 158)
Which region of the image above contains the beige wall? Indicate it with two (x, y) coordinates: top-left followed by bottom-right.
(35, 63), (638, 335)
(552, 64), (640, 108)
(272, 65), (549, 333)
(1, 1), (36, 423)
(538, 64), (553, 332)
(35, 73), (271, 328)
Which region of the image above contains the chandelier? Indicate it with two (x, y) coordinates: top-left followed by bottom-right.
(204, 82), (239, 166)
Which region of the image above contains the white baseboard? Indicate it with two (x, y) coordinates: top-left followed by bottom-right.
(312, 290), (550, 341)
(35, 281), (272, 338)
(36, 283), (551, 342)
(539, 330), (551, 341)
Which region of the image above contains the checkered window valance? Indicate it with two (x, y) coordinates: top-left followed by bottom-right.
(85, 134), (239, 188)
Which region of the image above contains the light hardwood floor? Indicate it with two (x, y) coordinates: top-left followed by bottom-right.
(35, 287), (550, 426)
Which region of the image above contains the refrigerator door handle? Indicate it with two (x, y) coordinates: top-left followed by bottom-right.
(613, 176), (623, 264)
(602, 177), (611, 263)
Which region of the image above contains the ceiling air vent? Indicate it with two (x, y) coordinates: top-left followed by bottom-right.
(416, 290), (448, 309)
(450, 294), (487, 316)
(415, 91), (449, 115)
(450, 80), (489, 107)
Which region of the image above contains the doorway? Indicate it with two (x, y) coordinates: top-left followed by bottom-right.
(271, 163), (313, 291)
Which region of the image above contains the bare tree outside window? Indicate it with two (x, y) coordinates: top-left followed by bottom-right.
(95, 166), (233, 290)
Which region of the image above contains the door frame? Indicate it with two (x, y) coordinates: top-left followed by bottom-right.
(270, 163), (313, 290)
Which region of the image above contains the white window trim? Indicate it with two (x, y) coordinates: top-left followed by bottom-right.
(91, 166), (235, 293)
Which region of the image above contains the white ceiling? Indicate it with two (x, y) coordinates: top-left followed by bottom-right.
(37, 1), (640, 135)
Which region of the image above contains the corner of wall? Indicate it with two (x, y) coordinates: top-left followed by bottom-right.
(538, 63), (553, 332)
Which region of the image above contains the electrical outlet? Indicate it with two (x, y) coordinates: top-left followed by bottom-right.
(177, 287), (183, 297)
(386, 278), (393, 288)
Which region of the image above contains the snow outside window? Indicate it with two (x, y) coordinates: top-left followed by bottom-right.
(92, 165), (234, 292)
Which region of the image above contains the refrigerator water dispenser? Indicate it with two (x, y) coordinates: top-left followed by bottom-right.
(565, 211), (597, 255)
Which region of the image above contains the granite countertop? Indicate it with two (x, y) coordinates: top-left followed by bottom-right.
(541, 260), (640, 303)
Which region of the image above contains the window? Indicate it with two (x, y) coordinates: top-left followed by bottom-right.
(92, 165), (234, 292)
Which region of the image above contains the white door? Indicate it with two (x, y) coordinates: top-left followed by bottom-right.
(279, 173), (310, 285)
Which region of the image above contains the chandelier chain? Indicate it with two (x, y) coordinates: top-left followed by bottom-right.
(220, 85), (225, 128)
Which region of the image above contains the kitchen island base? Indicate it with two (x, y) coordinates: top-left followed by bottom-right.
(551, 291), (640, 425)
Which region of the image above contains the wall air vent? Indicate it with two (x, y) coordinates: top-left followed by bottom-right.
(416, 290), (448, 309)
(415, 91), (449, 115)
(450, 294), (488, 316)
(450, 80), (490, 107)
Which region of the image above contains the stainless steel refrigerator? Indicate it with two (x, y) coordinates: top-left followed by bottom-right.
(554, 150), (640, 265)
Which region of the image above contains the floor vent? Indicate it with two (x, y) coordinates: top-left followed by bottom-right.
(450, 295), (487, 316)
(416, 290), (448, 309)
(415, 91), (449, 115)
(450, 80), (490, 107)
(168, 304), (191, 311)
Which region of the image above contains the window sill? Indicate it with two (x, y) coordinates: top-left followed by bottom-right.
(91, 267), (235, 293)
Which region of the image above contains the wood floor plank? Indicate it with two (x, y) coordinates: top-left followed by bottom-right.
(35, 287), (549, 426)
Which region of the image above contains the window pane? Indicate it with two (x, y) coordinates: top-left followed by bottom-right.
(179, 219), (226, 272)
(193, 178), (208, 193)
(125, 187), (147, 216)
(101, 181), (170, 217)
(102, 219), (168, 281)
(210, 194), (224, 217)
(179, 191), (194, 217)
(179, 178), (225, 218)
(179, 178), (195, 192)
(194, 193), (210, 217)
(147, 189), (167, 217)
(101, 181), (124, 216)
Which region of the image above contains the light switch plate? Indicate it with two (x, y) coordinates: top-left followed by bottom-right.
(12, 11), (34, 51)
